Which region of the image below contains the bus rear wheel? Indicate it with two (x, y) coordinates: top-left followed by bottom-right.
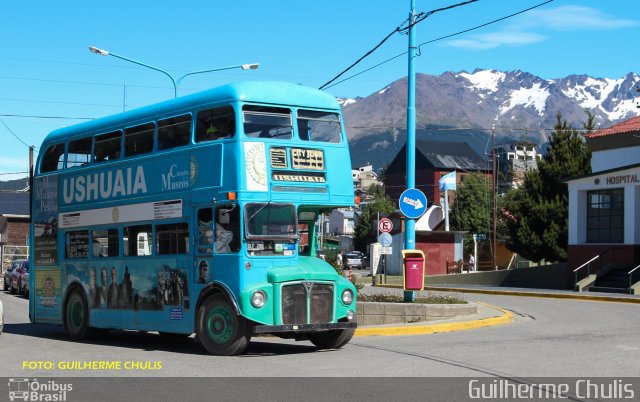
(308, 328), (355, 350)
(197, 296), (250, 356)
(64, 290), (94, 340)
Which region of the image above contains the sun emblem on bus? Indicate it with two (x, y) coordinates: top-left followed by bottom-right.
(245, 142), (267, 190)
(112, 206), (120, 223)
(190, 155), (199, 186)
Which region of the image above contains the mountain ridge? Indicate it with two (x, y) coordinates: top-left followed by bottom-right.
(340, 69), (640, 168)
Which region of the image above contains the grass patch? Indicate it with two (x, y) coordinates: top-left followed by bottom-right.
(358, 292), (467, 304)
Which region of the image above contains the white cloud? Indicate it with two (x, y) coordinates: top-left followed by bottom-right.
(447, 31), (546, 50)
(525, 5), (639, 31)
(444, 5), (638, 50)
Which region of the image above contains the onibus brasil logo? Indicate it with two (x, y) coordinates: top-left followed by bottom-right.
(8, 379), (72, 401)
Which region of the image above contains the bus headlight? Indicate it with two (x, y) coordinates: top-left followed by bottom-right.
(251, 291), (267, 308)
(341, 289), (354, 305)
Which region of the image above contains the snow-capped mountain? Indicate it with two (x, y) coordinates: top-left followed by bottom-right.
(341, 69), (640, 168)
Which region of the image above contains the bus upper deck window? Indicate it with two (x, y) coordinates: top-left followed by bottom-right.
(158, 114), (191, 150)
(196, 106), (235, 142)
(242, 105), (292, 139)
(41, 143), (65, 173)
(297, 110), (342, 143)
(94, 130), (122, 163)
(125, 123), (155, 157)
(67, 137), (92, 168)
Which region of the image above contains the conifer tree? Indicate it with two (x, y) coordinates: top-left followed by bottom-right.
(503, 112), (592, 262)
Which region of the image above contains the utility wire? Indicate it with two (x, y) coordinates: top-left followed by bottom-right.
(320, 0), (479, 90)
(0, 118), (33, 149)
(0, 114), (94, 120)
(323, 0), (554, 91)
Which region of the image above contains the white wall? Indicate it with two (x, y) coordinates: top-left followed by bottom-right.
(591, 146), (640, 172)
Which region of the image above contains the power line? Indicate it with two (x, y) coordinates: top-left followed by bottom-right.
(0, 114), (94, 120)
(0, 118), (33, 149)
(319, 0), (479, 91)
(323, 0), (554, 91)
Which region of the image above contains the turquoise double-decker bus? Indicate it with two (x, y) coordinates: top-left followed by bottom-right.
(29, 81), (357, 355)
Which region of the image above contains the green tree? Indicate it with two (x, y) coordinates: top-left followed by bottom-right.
(503, 112), (592, 262)
(354, 186), (394, 252)
(449, 173), (492, 256)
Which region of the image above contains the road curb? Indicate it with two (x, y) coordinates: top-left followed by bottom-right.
(375, 284), (640, 304)
(354, 302), (512, 337)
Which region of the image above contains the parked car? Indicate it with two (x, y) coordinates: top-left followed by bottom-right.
(8, 259), (29, 295)
(20, 270), (30, 297)
(343, 251), (367, 270)
(3, 265), (14, 291)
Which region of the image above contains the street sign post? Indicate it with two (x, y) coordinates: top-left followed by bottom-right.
(378, 218), (393, 233)
(399, 188), (427, 219)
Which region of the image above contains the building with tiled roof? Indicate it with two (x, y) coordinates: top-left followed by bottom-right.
(566, 114), (640, 293)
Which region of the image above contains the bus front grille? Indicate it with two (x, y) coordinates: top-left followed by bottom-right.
(281, 283), (334, 325)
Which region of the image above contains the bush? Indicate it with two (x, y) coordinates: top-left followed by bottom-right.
(357, 292), (466, 304)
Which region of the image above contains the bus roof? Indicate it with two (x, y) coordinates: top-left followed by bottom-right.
(42, 81), (340, 145)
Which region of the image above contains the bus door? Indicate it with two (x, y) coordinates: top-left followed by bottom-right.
(195, 204), (241, 287)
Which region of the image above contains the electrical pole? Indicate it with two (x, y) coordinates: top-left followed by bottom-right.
(492, 125), (497, 270)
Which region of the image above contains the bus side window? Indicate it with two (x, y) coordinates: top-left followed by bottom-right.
(158, 114), (191, 150)
(94, 130), (122, 163)
(197, 208), (213, 254)
(65, 230), (89, 259)
(41, 143), (65, 173)
(156, 222), (189, 255)
(195, 106), (235, 142)
(125, 123), (155, 157)
(92, 229), (119, 257)
(123, 225), (152, 256)
(215, 205), (240, 253)
(67, 137), (92, 168)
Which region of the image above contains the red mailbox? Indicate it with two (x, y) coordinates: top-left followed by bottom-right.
(402, 250), (425, 291)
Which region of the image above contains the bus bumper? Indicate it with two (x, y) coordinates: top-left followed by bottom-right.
(253, 322), (357, 334)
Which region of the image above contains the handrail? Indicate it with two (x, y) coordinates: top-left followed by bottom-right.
(573, 255), (599, 273)
(628, 264), (640, 275)
(628, 264), (640, 291)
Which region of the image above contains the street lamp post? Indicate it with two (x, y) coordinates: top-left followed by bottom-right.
(89, 46), (258, 98)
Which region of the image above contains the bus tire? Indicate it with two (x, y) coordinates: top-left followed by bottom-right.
(197, 296), (250, 356)
(308, 328), (355, 350)
(64, 289), (94, 340)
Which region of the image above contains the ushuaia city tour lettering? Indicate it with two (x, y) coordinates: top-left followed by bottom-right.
(63, 166), (147, 204)
(607, 174), (639, 185)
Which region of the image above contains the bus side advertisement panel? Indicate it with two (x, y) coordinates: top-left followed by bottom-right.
(64, 259), (190, 313)
(34, 268), (63, 323)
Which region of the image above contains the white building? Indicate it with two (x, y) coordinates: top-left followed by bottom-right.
(566, 115), (640, 291)
(328, 209), (357, 235)
(352, 165), (380, 192)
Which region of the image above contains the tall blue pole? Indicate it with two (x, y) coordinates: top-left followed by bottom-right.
(404, 0), (417, 302)
(405, 0), (416, 250)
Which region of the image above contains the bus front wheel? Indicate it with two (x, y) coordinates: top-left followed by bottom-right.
(308, 328), (355, 350)
(197, 296), (250, 356)
(64, 290), (94, 340)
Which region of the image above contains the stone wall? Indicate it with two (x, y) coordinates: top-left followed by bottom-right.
(356, 302), (476, 326)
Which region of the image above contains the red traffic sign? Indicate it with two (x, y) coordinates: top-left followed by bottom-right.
(378, 218), (393, 233)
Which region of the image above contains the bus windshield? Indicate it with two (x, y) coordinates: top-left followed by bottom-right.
(245, 203), (297, 239)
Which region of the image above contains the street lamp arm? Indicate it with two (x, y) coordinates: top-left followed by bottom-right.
(107, 53), (177, 98)
(176, 63), (259, 87)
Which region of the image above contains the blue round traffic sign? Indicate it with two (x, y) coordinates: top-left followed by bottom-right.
(399, 188), (427, 219)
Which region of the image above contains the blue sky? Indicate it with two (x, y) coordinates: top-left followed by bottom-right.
(1, 0), (638, 180)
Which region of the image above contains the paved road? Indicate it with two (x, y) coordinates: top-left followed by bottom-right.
(1, 288), (638, 378)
